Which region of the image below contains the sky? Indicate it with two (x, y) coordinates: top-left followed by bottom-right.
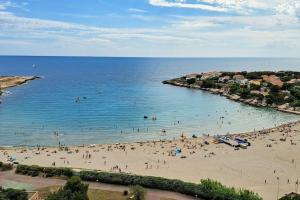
(0, 0), (299, 57)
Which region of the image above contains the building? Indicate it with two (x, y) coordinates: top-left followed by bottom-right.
(287, 79), (300, 84)
(262, 75), (283, 88)
(248, 79), (262, 86)
(233, 75), (248, 85)
(218, 76), (230, 83)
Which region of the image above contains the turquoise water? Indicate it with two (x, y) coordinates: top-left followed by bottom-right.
(0, 56), (300, 146)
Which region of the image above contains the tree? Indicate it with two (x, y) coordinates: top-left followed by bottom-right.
(201, 79), (216, 88)
(0, 187), (28, 200)
(129, 186), (146, 200)
(186, 78), (196, 84)
(290, 86), (300, 99)
(46, 176), (89, 200)
(270, 84), (280, 93)
(291, 100), (300, 108)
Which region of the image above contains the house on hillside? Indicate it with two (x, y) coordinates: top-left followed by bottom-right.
(262, 75), (283, 88)
(233, 74), (248, 85)
(249, 79), (262, 86)
(218, 76), (230, 83)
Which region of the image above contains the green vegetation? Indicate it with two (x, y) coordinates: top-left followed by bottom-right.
(16, 164), (73, 177)
(202, 79), (217, 88)
(46, 176), (89, 200)
(38, 186), (128, 200)
(0, 162), (13, 171)
(166, 71), (300, 112)
(279, 193), (300, 200)
(0, 187), (28, 200)
(79, 170), (261, 200)
(186, 78), (196, 84)
(16, 164), (262, 200)
(130, 185), (146, 200)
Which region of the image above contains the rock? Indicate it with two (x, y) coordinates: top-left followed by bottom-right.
(278, 103), (290, 110)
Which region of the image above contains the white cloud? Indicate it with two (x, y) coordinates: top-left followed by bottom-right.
(0, 1), (300, 57)
(149, 0), (227, 12)
(149, 0), (300, 16)
(0, 0), (29, 12)
(128, 8), (148, 13)
(276, 1), (300, 17)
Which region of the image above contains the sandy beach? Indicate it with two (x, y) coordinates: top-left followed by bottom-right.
(1, 121), (300, 199)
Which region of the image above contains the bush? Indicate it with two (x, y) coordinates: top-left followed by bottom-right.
(202, 79), (217, 88)
(249, 84), (260, 91)
(123, 190), (128, 196)
(290, 86), (300, 99)
(130, 185), (146, 200)
(0, 187), (28, 200)
(78, 171), (262, 200)
(15, 165), (262, 200)
(0, 162), (13, 171)
(291, 100), (300, 108)
(265, 93), (286, 105)
(186, 78), (196, 84)
(279, 194), (300, 200)
(16, 165), (73, 177)
(46, 176), (89, 200)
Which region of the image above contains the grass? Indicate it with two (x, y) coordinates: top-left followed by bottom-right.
(88, 189), (127, 200)
(37, 186), (128, 200)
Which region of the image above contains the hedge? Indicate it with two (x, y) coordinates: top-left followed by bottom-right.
(16, 164), (73, 177)
(0, 162), (13, 171)
(15, 164), (261, 200)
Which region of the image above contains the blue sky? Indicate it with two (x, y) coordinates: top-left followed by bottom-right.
(0, 0), (299, 57)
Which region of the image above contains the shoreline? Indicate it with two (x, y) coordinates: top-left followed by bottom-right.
(1, 120), (300, 199)
(0, 76), (40, 91)
(163, 80), (300, 115)
(1, 119), (299, 149)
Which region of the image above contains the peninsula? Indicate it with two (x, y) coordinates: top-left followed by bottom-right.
(0, 76), (39, 96)
(163, 71), (300, 115)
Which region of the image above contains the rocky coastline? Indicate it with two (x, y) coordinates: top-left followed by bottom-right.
(0, 76), (40, 100)
(163, 71), (300, 115)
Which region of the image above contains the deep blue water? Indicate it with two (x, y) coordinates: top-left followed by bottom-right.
(0, 56), (300, 146)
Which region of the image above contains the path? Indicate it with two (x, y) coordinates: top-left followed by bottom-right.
(0, 171), (199, 200)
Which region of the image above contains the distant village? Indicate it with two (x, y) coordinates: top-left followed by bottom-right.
(163, 71), (300, 114)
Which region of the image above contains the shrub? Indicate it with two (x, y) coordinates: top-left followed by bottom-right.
(201, 79), (217, 88)
(290, 86), (300, 99)
(123, 190), (128, 196)
(15, 165), (262, 200)
(0, 187), (28, 200)
(130, 185), (146, 200)
(265, 93), (286, 105)
(249, 84), (261, 91)
(186, 78), (196, 84)
(0, 162), (13, 171)
(46, 176), (89, 200)
(16, 165), (73, 177)
(78, 171), (262, 200)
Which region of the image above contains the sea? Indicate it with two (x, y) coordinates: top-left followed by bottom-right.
(0, 56), (300, 146)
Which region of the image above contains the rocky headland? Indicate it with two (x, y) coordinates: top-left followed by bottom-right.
(163, 71), (300, 115)
(0, 76), (39, 97)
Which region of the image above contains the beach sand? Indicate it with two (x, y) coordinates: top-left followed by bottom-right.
(1, 121), (300, 199)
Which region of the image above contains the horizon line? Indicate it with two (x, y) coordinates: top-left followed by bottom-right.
(0, 55), (300, 59)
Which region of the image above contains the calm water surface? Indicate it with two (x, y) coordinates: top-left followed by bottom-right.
(0, 56), (300, 146)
